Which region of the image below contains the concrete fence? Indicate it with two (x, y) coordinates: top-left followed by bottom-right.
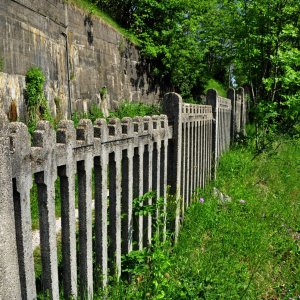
(207, 89), (232, 177)
(0, 88), (246, 299)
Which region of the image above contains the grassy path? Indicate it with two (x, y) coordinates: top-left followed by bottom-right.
(170, 140), (300, 299)
(104, 139), (300, 299)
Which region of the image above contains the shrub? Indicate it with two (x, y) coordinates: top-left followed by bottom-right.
(25, 67), (54, 134)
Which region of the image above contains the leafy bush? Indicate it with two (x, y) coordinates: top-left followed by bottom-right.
(25, 67), (54, 134)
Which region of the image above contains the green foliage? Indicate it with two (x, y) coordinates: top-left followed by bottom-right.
(94, 0), (136, 29)
(131, 0), (220, 99)
(100, 237), (173, 300)
(25, 67), (54, 134)
(133, 191), (157, 217)
(71, 101), (159, 127)
(109, 101), (161, 119)
(71, 111), (81, 128)
(89, 103), (105, 122)
(222, 0), (300, 141)
(25, 67), (45, 107)
(99, 86), (108, 99)
(91, 0), (300, 139)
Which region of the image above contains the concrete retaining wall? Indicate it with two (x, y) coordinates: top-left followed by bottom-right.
(0, 0), (161, 122)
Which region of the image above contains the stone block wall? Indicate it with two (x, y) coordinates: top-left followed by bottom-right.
(0, 0), (161, 122)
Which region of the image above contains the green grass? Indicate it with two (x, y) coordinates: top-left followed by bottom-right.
(172, 140), (300, 299)
(102, 137), (300, 299)
(66, 0), (139, 45)
(204, 78), (227, 97)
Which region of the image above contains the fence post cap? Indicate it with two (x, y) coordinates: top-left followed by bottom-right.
(206, 88), (218, 97)
(32, 120), (56, 148)
(237, 87), (245, 95)
(57, 119), (75, 129)
(227, 87), (235, 98)
(76, 118), (94, 144)
(56, 120), (76, 145)
(95, 118), (107, 126)
(121, 117), (132, 123)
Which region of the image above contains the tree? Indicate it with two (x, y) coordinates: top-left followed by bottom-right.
(93, 0), (300, 138)
(131, 0), (226, 99)
(223, 0), (300, 138)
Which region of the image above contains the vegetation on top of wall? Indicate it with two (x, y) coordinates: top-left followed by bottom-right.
(71, 103), (105, 127)
(66, 0), (140, 45)
(204, 79), (227, 98)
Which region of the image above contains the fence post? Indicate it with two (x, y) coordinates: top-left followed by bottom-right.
(235, 87), (243, 135)
(9, 122), (36, 300)
(227, 87), (236, 140)
(76, 119), (94, 298)
(206, 89), (218, 179)
(162, 92), (182, 240)
(57, 120), (77, 299)
(238, 87), (246, 135)
(0, 110), (22, 299)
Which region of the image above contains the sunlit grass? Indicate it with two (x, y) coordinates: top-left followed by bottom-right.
(172, 138), (300, 299)
(66, 0), (140, 45)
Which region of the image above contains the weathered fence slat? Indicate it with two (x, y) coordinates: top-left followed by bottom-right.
(57, 120), (77, 299)
(33, 122), (59, 299)
(0, 111), (22, 300)
(10, 122), (36, 300)
(120, 117), (134, 255)
(77, 119), (94, 299)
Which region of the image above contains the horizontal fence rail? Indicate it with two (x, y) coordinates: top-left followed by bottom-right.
(0, 88), (247, 299)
